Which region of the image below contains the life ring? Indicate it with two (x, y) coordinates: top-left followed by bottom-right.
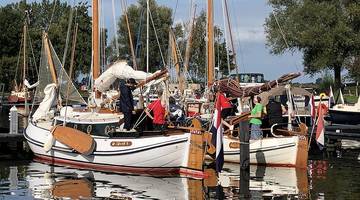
(104, 125), (111, 135)
(73, 124), (78, 129)
(86, 125), (92, 134)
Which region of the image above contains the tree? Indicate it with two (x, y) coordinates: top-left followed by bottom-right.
(179, 10), (235, 82)
(265, 0), (360, 89)
(0, 0), (92, 90)
(111, 0), (172, 72)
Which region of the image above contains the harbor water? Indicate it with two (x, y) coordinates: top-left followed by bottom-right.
(0, 107), (359, 199)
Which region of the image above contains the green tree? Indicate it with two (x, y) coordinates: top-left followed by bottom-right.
(265, 0), (360, 89)
(0, 0), (92, 90)
(112, 0), (172, 72)
(185, 10), (235, 82)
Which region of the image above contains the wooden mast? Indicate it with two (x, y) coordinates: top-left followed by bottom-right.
(23, 21), (27, 88)
(92, 0), (100, 98)
(170, 30), (183, 93)
(207, 0), (214, 87)
(44, 33), (58, 85)
(121, 0), (137, 70)
(183, 5), (196, 76)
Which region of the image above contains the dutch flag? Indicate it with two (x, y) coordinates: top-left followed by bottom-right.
(211, 93), (224, 172)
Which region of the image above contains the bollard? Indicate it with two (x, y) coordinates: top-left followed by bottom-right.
(9, 106), (18, 134)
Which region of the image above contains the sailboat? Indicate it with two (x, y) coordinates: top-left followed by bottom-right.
(203, 0), (308, 168)
(8, 19), (36, 104)
(24, 0), (206, 178)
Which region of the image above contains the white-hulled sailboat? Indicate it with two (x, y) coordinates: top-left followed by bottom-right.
(24, 0), (206, 178)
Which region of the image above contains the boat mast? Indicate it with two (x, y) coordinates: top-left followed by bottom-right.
(224, 0), (239, 80)
(43, 33), (58, 85)
(146, 0), (149, 73)
(170, 30), (183, 92)
(183, 5), (196, 77)
(121, 0), (137, 70)
(23, 21), (27, 88)
(92, 0), (100, 98)
(207, 0), (214, 87)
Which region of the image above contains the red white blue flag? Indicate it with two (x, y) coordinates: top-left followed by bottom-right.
(315, 104), (325, 150)
(211, 93), (224, 172)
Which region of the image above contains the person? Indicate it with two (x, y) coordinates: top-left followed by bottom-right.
(216, 89), (235, 130)
(118, 78), (136, 131)
(145, 90), (167, 131)
(266, 96), (286, 127)
(249, 96), (263, 139)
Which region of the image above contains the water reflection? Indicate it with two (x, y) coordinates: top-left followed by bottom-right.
(0, 161), (311, 199)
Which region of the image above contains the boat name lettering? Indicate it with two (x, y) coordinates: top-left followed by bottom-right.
(229, 142), (240, 149)
(111, 141), (132, 147)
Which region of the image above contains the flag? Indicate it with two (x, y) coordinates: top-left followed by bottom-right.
(339, 89), (344, 104)
(309, 95), (316, 122)
(328, 86), (335, 108)
(210, 94), (224, 172)
(315, 104), (325, 150)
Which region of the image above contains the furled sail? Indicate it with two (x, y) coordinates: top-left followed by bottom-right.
(217, 72), (301, 98)
(35, 38), (86, 104)
(94, 61), (150, 93)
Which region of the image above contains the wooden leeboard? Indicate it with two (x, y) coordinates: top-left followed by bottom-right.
(52, 125), (95, 155)
(52, 179), (93, 199)
(187, 119), (205, 171)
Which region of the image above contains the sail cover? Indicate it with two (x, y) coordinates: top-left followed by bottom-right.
(94, 61), (150, 93)
(35, 38), (86, 105)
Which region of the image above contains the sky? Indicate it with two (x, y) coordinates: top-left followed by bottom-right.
(1, 0), (314, 83)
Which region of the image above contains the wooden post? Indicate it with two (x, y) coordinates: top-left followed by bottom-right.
(239, 119), (250, 198)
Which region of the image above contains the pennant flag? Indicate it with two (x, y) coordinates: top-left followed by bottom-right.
(315, 104), (325, 150)
(339, 89), (344, 104)
(211, 93), (224, 172)
(328, 86), (335, 108)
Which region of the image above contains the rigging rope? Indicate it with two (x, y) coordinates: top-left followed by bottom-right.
(148, 7), (167, 67)
(221, 0), (231, 76)
(46, 0), (58, 32)
(272, 11), (300, 71)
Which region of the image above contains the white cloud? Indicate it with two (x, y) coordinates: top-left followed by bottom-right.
(232, 26), (266, 43)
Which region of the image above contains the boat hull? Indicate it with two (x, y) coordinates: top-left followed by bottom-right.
(24, 122), (205, 178)
(328, 109), (360, 125)
(223, 136), (308, 168)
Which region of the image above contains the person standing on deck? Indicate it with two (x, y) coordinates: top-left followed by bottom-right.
(249, 96), (263, 139)
(118, 78), (136, 131)
(217, 90), (234, 129)
(145, 90), (167, 131)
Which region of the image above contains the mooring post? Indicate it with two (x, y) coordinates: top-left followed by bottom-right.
(9, 106), (18, 135)
(239, 120), (250, 198)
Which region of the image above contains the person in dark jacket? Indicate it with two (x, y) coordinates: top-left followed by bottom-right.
(266, 96), (285, 127)
(118, 78), (136, 131)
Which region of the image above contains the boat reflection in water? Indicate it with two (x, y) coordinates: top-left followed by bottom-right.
(219, 163), (309, 199)
(24, 162), (308, 199)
